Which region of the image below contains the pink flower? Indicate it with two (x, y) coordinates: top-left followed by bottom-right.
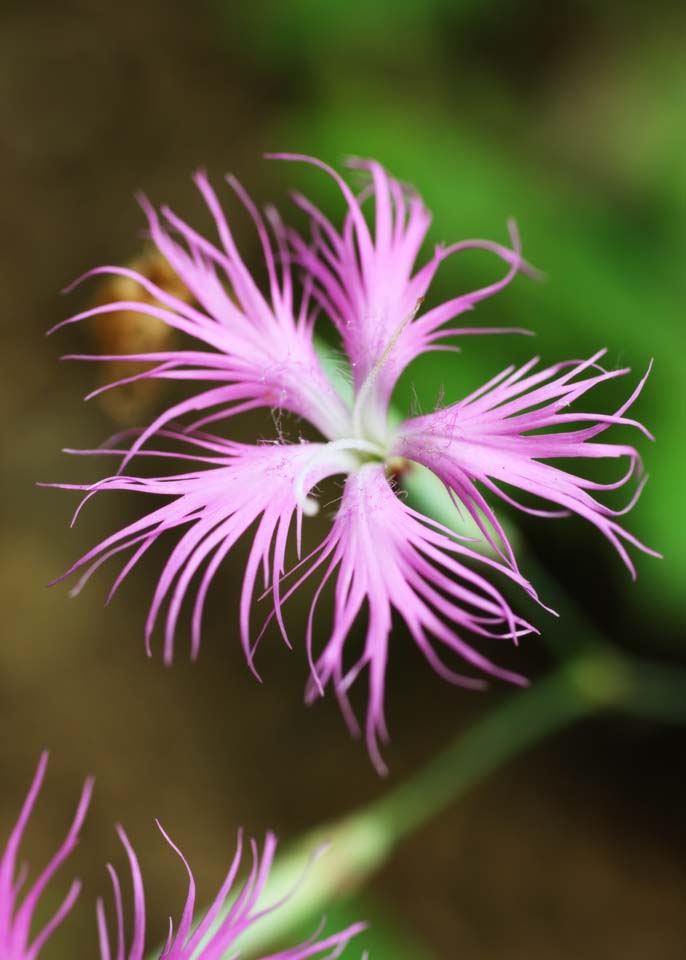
(97, 823), (365, 960)
(51, 157), (656, 771)
(0, 753), (93, 959)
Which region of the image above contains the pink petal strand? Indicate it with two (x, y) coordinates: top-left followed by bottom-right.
(0, 753), (93, 960)
(395, 353), (659, 579)
(98, 824), (366, 960)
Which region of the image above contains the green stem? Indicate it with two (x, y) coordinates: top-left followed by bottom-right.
(369, 663), (594, 842)
(150, 647), (686, 959)
(230, 658), (605, 959)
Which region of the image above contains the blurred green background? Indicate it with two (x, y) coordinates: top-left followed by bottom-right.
(1, 1), (684, 957)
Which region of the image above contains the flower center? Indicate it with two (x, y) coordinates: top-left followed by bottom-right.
(293, 438), (385, 516)
(298, 302), (425, 515)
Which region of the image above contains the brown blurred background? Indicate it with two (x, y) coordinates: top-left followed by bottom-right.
(1, 1), (684, 957)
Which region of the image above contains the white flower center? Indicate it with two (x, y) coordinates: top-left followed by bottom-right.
(293, 438), (385, 516)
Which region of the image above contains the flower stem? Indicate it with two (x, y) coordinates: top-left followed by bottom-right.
(158, 649), (686, 960)
(368, 662), (595, 842)
(225, 659), (606, 959)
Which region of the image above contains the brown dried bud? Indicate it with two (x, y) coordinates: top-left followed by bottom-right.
(89, 248), (194, 423)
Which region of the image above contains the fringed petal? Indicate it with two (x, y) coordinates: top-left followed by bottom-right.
(272, 154), (532, 431)
(395, 352), (660, 579)
(294, 465), (535, 774)
(53, 173), (351, 442)
(49, 438), (357, 665)
(98, 825), (366, 960)
(0, 754), (93, 960)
